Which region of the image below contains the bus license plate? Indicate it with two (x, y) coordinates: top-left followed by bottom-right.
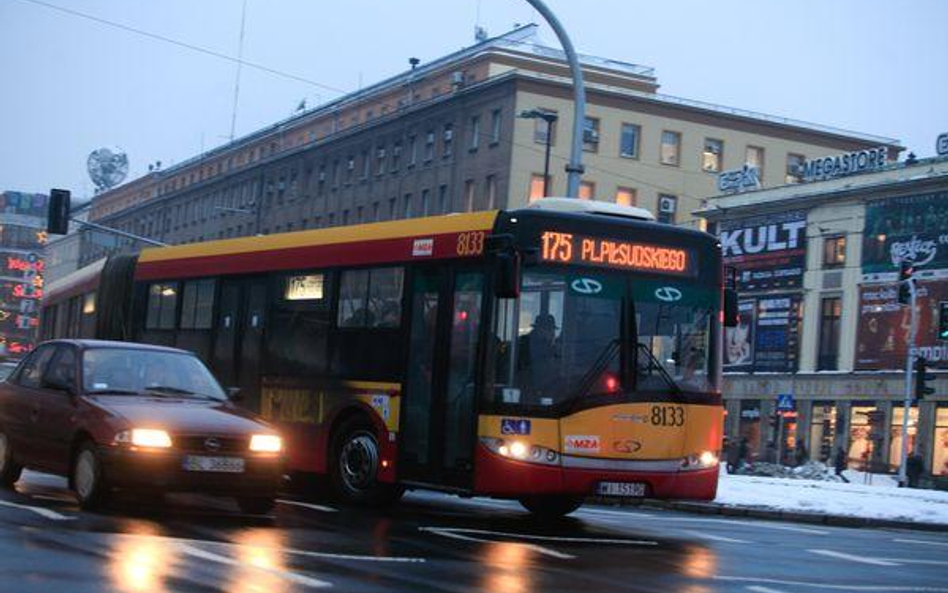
(182, 456), (245, 473)
(596, 482), (646, 497)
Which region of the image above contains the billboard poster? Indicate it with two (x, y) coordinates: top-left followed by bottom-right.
(725, 294), (801, 372)
(862, 191), (948, 281)
(719, 210), (807, 292)
(856, 280), (948, 370)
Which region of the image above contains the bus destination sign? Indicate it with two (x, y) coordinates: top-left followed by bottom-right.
(540, 231), (694, 276)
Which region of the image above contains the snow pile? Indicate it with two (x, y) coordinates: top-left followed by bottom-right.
(715, 470), (948, 525)
(737, 461), (842, 482)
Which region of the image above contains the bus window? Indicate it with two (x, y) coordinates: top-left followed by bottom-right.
(337, 267), (404, 328)
(146, 282), (179, 330)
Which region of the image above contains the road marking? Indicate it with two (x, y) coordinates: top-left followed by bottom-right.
(0, 498), (75, 521)
(277, 499), (338, 513)
(894, 538), (948, 548)
(681, 530), (750, 544)
(177, 544), (331, 588)
(583, 508), (829, 534)
(716, 576), (948, 592)
(419, 526), (658, 560)
(747, 586), (792, 593)
(30, 494), (75, 503)
(808, 549), (901, 566)
(419, 527), (575, 559)
(876, 558), (948, 566)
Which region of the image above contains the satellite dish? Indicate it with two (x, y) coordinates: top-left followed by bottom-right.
(87, 147), (129, 193)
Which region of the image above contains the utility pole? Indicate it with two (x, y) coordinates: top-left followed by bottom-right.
(898, 261), (918, 486)
(521, 0), (586, 198)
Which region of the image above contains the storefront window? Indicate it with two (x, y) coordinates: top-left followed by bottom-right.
(849, 405), (877, 470)
(889, 406), (919, 471)
(738, 401), (761, 463)
(809, 402), (836, 463)
(777, 412), (798, 466)
(933, 407), (948, 477)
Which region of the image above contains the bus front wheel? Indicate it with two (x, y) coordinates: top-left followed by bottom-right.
(329, 416), (402, 507)
(519, 495), (584, 518)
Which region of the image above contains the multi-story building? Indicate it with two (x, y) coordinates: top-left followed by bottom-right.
(0, 191), (48, 357)
(82, 25), (898, 265)
(698, 151), (948, 486)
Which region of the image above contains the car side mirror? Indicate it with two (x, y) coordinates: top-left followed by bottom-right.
(227, 387), (243, 402)
(724, 288), (739, 327)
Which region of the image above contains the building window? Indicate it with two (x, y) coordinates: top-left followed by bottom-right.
(579, 181), (595, 200)
(933, 407), (948, 477)
(391, 141), (402, 172)
(660, 131), (681, 166)
(746, 145), (765, 178)
(702, 138), (724, 172)
(657, 194), (677, 224)
(533, 109), (557, 145)
(403, 193), (412, 219)
(443, 124), (454, 158)
(421, 189), (430, 216)
(408, 135), (417, 167)
(485, 175), (497, 209)
(619, 123), (640, 159)
(469, 115), (480, 150)
(615, 187), (637, 206)
(389, 197), (397, 220)
(360, 150), (370, 180)
(464, 180), (475, 212)
(490, 109), (501, 144)
(823, 235), (846, 268)
(425, 131), (435, 162)
(817, 296), (842, 371)
(345, 156), (355, 184)
(528, 174), (546, 202)
(582, 117), (600, 152)
(438, 184), (449, 213)
(786, 153), (806, 184)
(372, 202), (380, 222)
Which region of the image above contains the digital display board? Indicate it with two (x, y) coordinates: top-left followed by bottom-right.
(540, 231), (695, 276)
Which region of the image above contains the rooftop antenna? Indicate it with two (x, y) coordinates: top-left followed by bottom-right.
(228, 0), (248, 142)
(409, 57), (420, 70)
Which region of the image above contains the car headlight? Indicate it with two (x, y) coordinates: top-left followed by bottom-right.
(115, 428), (173, 449)
(249, 434), (282, 453)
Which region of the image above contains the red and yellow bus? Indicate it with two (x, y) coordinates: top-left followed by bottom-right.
(42, 199), (728, 516)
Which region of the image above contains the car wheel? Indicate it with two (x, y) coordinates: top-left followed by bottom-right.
(519, 495), (584, 518)
(0, 430), (23, 488)
(72, 442), (110, 510)
(238, 496), (276, 515)
(329, 416), (403, 507)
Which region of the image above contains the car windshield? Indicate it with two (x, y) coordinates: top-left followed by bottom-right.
(490, 268), (717, 411)
(82, 348), (226, 401)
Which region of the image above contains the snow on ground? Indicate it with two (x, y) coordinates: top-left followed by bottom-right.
(715, 468), (948, 525)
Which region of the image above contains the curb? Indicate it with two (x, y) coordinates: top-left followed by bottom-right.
(602, 499), (948, 533)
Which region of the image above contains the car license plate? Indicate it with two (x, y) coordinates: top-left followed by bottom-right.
(596, 481), (646, 497)
(182, 455), (245, 473)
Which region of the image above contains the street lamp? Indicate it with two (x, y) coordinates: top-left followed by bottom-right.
(519, 109), (558, 198)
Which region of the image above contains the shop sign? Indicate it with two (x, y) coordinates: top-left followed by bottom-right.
(718, 210), (807, 292)
(937, 133), (948, 156)
(717, 164), (760, 194)
(861, 191), (948, 281)
(725, 293), (801, 373)
(856, 280), (948, 370)
(801, 146), (888, 182)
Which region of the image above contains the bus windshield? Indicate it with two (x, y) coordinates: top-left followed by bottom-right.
(490, 267), (718, 412)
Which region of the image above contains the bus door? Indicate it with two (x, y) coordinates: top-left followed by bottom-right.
(211, 278), (267, 412)
(400, 266), (485, 489)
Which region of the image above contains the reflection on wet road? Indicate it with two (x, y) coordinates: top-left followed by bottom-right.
(1, 470), (947, 592)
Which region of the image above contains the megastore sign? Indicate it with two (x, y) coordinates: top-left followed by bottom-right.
(801, 146), (888, 182)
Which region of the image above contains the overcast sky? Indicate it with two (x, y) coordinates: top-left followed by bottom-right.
(2, 0), (946, 199)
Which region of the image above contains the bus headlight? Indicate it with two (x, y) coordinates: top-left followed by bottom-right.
(681, 450), (718, 470)
(480, 437), (559, 465)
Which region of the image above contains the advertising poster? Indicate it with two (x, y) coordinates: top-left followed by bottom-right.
(856, 280), (948, 370)
(862, 191), (948, 280)
(725, 294), (801, 372)
(719, 210), (808, 292)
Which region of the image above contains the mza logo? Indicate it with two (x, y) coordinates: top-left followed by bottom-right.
(564, 435), (600, 453)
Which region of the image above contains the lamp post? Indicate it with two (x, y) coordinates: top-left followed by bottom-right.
(519, 109), (558, 197)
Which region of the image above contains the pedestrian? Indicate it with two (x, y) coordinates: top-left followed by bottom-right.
(725, 436), (738, 473)
(906, 453), (924, 488)
(738, 437), (749, 469)
(834, 446), (848, 482)
(794, 440), (808, 466)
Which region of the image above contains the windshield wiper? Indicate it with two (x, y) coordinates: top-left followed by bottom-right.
(144, 385), (200, 397)
(635, 343), (682, 395)
(87, 388), (142, 396)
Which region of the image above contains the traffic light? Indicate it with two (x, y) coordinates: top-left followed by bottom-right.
(939, 302), (948, 341)
(897, 260), (914, 305)
(47, 188), (71, 235)
(914, 356), (936, 400)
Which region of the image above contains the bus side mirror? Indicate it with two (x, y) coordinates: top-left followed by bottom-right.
(494, 251), (521, 299)
(724, 288), (739, 327)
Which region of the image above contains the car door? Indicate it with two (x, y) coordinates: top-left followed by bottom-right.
(32, 344), (80, 473)
(0, 345), (56, 468)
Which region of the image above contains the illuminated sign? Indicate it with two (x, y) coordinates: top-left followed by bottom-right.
(802, 146), (888, 182)
(540, 232), (694, 276)
(285, 274), (324, 300)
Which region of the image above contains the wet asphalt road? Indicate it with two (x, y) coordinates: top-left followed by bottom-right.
(1, 471), (947, 593)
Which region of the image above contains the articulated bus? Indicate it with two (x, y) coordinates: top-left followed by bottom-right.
(42, 199), (730, 516)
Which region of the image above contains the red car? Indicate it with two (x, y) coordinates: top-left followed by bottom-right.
(0, 340), (284, 513)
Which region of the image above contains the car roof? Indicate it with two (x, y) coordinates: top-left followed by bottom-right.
(37, 339), (193, 356)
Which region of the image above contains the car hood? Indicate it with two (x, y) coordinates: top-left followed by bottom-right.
(88, 396), (276, 436)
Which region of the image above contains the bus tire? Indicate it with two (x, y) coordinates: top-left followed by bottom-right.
(0, 430), (23, 488)
(519, 495), (584, 518)
(329, 416), (402, 507)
